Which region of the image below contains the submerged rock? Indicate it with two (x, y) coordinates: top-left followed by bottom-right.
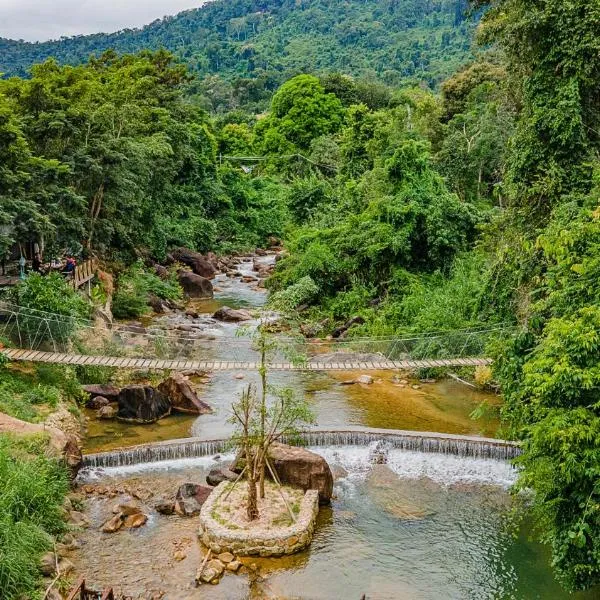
(158, 373), (212, 415)
(367, 465), (433, 521)
(117, 385), (171, 424)
(174, 483), (213, 517)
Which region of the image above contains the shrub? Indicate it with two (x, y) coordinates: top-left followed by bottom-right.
(269, 276), (319, 313)
(112, 261), (183, 319)
(7, 273), (90, 346)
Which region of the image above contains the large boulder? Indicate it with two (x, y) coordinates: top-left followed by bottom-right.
(0, 413), (82, 478)
(116, 385), (171, 424)
(232, 442), (333, 505)
(171, 247), (217, 279)
(157, 373), (212, 415)
(212, 306), (253, 322)
(82, 384), (120, 403)
(178, 271), (214, 299)
(174, 483), (213, 517)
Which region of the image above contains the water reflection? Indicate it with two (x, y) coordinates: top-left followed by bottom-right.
(72, 448), (593, 600)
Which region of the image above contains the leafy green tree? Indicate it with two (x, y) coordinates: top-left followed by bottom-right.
(477, 0), (600, 216)
(256, 75), (345, 153)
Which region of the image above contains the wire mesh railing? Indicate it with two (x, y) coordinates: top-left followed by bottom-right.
(0, 302), (516, 366)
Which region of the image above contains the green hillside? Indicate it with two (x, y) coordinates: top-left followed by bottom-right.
(0, 0), (475, 108)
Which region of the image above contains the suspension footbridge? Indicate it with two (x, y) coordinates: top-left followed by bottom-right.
(0, 302), (509, 372)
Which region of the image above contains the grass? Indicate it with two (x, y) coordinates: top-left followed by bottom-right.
(0, 433), (69, 600)
(0, 363), (85, 423)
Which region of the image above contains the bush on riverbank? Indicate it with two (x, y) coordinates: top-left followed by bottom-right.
(112, 261), (182, 319)
(6, 273), (91, 345)
(0, 363), (84, 423)
(0, 434), (69, 600)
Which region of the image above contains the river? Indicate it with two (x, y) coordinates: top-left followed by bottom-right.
(72, 253), (594, 599)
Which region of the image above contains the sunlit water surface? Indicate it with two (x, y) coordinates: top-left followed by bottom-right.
(75, 256), (596, 599)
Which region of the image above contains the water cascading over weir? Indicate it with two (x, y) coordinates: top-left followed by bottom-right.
(82, 426), (521, 469)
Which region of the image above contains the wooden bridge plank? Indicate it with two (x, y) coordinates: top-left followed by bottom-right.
(2, 348), (494, 371)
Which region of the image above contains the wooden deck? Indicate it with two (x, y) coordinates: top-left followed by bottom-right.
(1, 348), (492, 371)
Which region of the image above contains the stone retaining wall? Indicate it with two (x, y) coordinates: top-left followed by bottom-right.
(199, 482), (319, 557)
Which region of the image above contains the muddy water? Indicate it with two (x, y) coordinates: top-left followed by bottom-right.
(84, 255), (500, 453)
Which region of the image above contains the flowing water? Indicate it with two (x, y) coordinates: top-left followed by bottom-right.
(72, 446), (594, 600)
(74, 255), (595, 599)
(84, 255), (501, 453)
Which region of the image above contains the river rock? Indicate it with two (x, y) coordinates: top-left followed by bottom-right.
(217, 552), (234, 564)
(332, 316), (366, 339)
(102, 514), (124, 533)
(119, 503), (142, 516)
(171, 247), (217, 279)
(117, 385), (171, 424)
(212, 306), (253, 322)
(233, 442), (333, 504)
(154, 498), (175, 515)
(174, 483), (213, 517)
(153, 263), (169, 279)
(0, 413), (82, 478)
(356, 374), (374, 385)
(206, 467), (238, 487)
(82, 384), (121, 403)
(148, 294), (171, 314)
(226, 560), (242, 572)
(96, 404), (117, 419)
(158, 373), (212, 415)
(178, 271), (214, 298)
(97, 405), (117, 419)
(87, 395), (110, 409)
(123, 513), (148, 528)
(40, 552), (56, 576)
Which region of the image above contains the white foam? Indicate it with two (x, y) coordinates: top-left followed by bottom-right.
(79, 444), (516, 489)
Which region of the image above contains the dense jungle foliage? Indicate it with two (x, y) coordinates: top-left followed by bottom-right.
(1, 0), (599, 594)
(0, 51), (287, 262)
(0, 0), (475, 111)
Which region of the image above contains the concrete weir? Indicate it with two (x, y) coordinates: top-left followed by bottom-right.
(82, 426), (521, 469)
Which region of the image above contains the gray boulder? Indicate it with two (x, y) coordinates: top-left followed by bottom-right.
(174, 483), (213, 517)
(178, 271), (213, 299)
(117, 385), (171, 424)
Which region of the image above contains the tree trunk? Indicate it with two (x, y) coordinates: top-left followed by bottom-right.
(247, 476), (258, 521)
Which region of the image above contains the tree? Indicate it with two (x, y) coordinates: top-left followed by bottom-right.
(229, 325), (314, 519)
(256, 75), (345, 153)
(476, 0), (600, 217)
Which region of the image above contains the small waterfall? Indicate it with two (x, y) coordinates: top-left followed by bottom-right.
(83, 427), (521, 469)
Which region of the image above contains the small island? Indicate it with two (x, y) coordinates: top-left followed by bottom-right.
(200, 480), (319, 557)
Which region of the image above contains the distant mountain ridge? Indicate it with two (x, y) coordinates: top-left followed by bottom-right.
(0, 0), (475, 92)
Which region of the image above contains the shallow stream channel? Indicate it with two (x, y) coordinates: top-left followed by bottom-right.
(73, 254), (594, 599)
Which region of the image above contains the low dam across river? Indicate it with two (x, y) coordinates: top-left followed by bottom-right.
(82, 426), (521, 469)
